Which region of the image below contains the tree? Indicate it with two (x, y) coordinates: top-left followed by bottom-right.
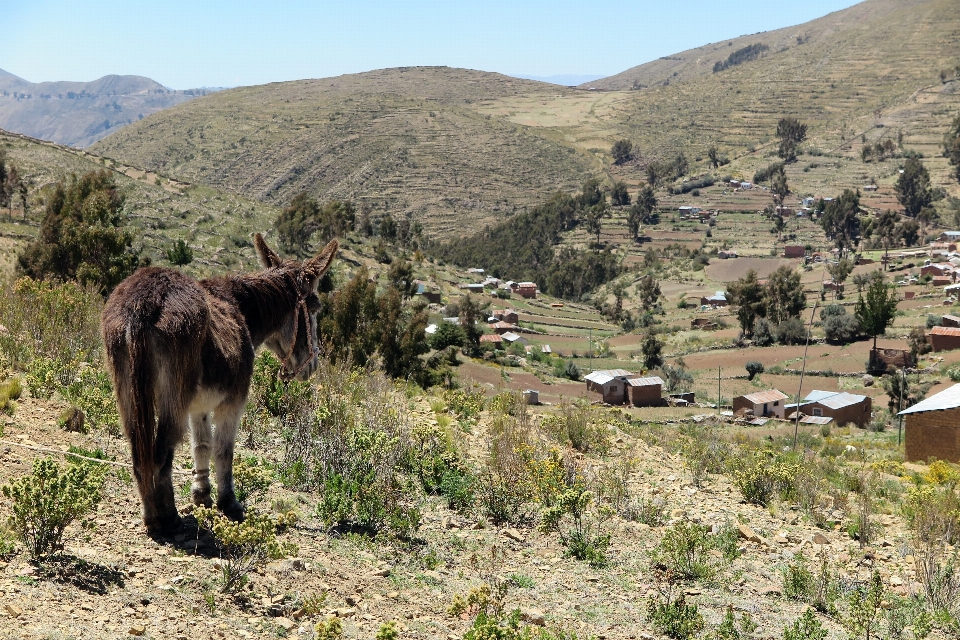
(895, 157), (933, 218)
(17, 170), (143, 294)
(897, 219), (920, 247)
(852, 272), (871, 293)
(275, 193), (355, 256)
(745, 361), (764, 381)
(585, 203), (608, 249)
(577, 178), (605, 209)
(821, 305), (860, 344)
(610, 181), (630, 207)
(764, 266), (806, 325)
(387, 259), (417, 298)
(628, 186), (657, 239)
(776, 117), (807, 162)
(458, 293), (483, 352)
(728, 269), (766, 337)
(707, 145), (720, 169)
(379, 213), (397, 241)
(855, 271), (898, 349)
(770, 167), (790, 239)
(641, 331), (663, 370)
(820, 189), (862, 253)
(875, 209), (899, 268)
(166, 239), (193, 266)
(943, 113), (960, 185)
(611, 140), (633, 165)
(661, 362), (693, 392)
(636, 274), (661, 311)
(4, 163), (20, 218)
(826, 257), (854, 299)
(429, 321), (466, 351)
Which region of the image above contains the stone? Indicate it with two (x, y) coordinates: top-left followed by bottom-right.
(369, 568), (391, 577)
(275, 618), (296, 632)
(521, 609), (546, 626)
(503, 528), (525, 542)
(4, 605), (22, 618)
(812, 533), (830, 545)
(128, 625), (146, 636)
(737, 524), (761, 543)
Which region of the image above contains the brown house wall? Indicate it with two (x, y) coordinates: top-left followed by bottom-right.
(905, 408), (960, 463)
(811, 398), (872, 428)
(732, 398), (753, 414)
(930, 333), (960, 352)
(630, 385), (662, 407)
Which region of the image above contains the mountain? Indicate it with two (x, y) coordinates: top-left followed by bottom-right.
(91, 67), (599, 237)
(92, 0), (960, 239)
(0, 69), (212, 148)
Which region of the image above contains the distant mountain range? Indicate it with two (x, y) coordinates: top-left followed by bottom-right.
(0, 68), (216, 147)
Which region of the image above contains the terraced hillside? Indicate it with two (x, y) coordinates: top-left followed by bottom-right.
(91, 0), (960, 240)
(0, 68), (206, 147)
(91, 68), (598, 237)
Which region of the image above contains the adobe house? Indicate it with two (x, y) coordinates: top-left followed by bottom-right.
(786, 391), (872, 428)
(479, 334), (503, 347)
(691, 318), (719, 330)
(489, 321), (519, 335)
(784, 245), (806, 259)
(627, 376), (664, 407)
(699, 291), (727, 307)
(900, 383), (960, 463)
(868, 348), (914, 372)
(930, 326), (960, 352)
(517, 282), (538, 299)
(733, 389), (788, 419)
(491, 309), (520, 324)
(942, 315), (960, 328)
(584, 369), (638, 405)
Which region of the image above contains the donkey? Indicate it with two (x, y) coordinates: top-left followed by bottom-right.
(102, 234), (337, 534)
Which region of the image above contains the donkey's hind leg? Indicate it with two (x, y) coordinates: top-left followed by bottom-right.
(213, 400), (245, 521)
(189, 412), (213, 507)
(144, 407), (186, 534)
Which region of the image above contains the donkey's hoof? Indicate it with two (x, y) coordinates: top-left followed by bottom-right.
(191, 488), (213, 508)
(145, 514), (184, 537)
(218, 499), (245, 522)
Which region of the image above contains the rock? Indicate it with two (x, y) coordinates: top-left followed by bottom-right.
(890, 576), (903, 586)
(503, 528), (524, 542)
(812, 533), (830, 545)
(275, 617), (296, 632)
(128, 625), (146, 636)
(369, 568), (391, 577)
(345, 594), (360, 606)
(521, 609), (546, 626)
(863, 374), (874, 387)
(670, 509), (686, 520)
(773, 534), (789, 545)
(737, 524), (761, 543)
(387, 592), (400, 599)
(4, 605), (22, 618)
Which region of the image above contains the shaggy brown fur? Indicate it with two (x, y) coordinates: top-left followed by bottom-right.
(102, 235), (337, 534)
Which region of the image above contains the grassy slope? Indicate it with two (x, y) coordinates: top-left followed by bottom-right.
(90, 67), (599, 238)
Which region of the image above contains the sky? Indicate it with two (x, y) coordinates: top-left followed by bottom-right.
(1, 0), (863, 89)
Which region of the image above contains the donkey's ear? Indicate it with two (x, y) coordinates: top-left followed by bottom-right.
(254, 233), (282, 269)
(304, 238), (338, 288)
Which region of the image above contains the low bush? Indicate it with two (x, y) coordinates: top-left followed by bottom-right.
(195, 506), (297, 593)
(732, 452), (801, 507)
(782, 609), (827, 640)
(647, 592), (704, 639)
(540, 484), (612, 568)
(744, 361), (764, 380)
(233, 456), (273, 505)
(623, 496), (667, 526)
(651, 521), (717, 583)
(0, 376), (22, 414)
(776, 318), (808, 345)
(2, 457), (105, 559)
(541, 403), (608, 453)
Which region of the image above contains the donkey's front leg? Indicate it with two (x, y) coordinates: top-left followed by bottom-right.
(189, 412), (213, 508)
(213, 402), (245, 521)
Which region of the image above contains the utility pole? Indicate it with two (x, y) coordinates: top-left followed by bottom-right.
(898, 368), (906, 446)
(718, 366), (721, 416)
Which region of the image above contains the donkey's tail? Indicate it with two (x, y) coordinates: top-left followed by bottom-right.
(126, 322), (157, 491)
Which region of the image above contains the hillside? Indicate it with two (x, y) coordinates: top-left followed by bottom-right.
(90, 67), (599, 237)
(0, 68), (209, 148)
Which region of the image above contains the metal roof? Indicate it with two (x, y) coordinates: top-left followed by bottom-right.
(585, 369), (634, 385)
(931, 326), (960, 337)
(628, 376), (664, 387)
(899, 383), (960, 415)
(802, 391), (868, 410)
(943, 315), (960, 323)
(798, 415), (834, 425)
(739, 389), (789, 404)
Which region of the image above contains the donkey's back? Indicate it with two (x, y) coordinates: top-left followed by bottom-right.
(102, 267), (216, 532)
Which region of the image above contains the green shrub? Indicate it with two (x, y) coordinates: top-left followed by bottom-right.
(541, 403), (608, 453)
(62, 365), (120, 435)
(1, 457), (105, 559)
(233, 456), (273, 505)
(782, 556), (815, 601)
(651, 521), (716, 582)
(165, 239), (194, 266)
(440, 468), (478, 512)
(732, 452), (801, 507)
(314, 616), (343, 640)
(25, 355), (76, 399)
(444, 387), (485, 420)
(0, 377), (22, 414)
(744, 361), (764, 380)
(540, 485), (611, 568)
(782, 609), (827, 640)
(647, 593), (704, 639)
(710, 606), (757, 640)
(624, 496), (667, 526)
(194, 506), (297, 593)
(376, 620), (400, 640)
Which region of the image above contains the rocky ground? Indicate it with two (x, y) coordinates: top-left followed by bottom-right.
(0, 393), (935, 640)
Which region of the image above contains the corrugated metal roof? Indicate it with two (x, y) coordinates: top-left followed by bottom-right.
(628, 376), (664, 387)
(812, 392), (868, 410)
(585, 369), (634, 385)
(899, 383), (960, 415)
(931, 326), (960, 337)
(740, 389), (789, 404)
(798, 415), (834, 425)
(748, 417), (770, 426)
(804, 390), (837, 403)
(943, 315), (960, 323)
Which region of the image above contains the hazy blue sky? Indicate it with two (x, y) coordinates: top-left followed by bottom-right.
(2, 0), (862, 89)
